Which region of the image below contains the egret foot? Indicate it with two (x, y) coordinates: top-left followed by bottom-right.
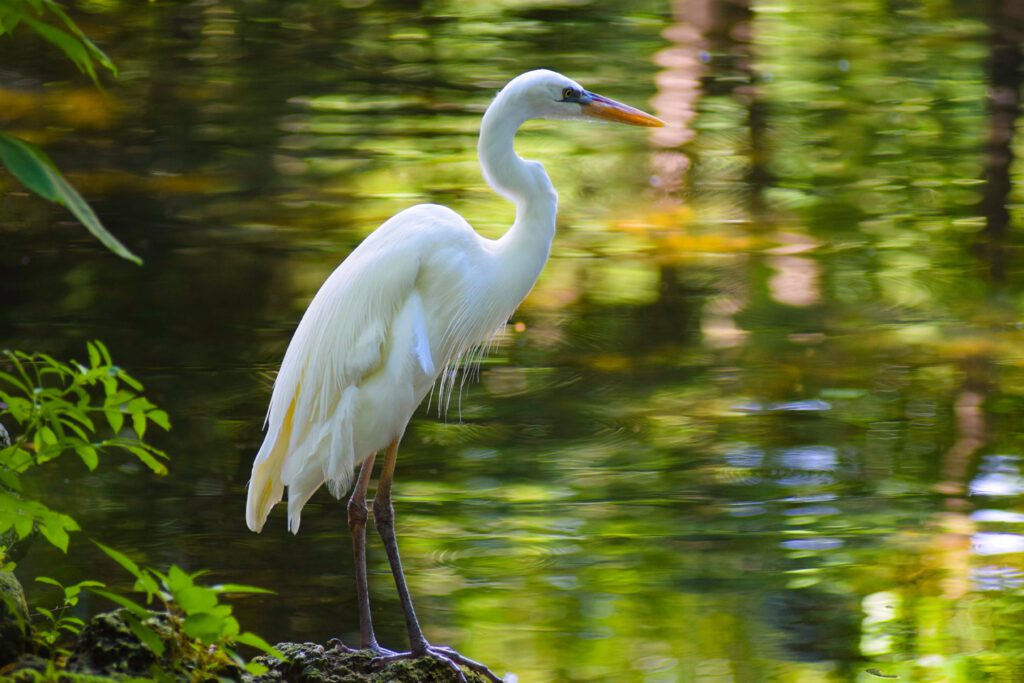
(371, 644), (503, 683)
(327, 637), (397, 657)
(327, 637), (356, 654)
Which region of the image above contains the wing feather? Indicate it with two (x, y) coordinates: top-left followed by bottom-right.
(246, 204), (469, 533)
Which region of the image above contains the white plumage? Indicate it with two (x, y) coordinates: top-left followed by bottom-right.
(246, 203), (531, 533)
(245, 69), (663, 536)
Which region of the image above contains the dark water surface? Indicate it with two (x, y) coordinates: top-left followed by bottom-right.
(5, 0), (1024, 681)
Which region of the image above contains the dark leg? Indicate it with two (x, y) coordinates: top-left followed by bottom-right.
(371, 440), (503, 683)
(347, 451), (382, 651)
(372, 440), (429, 652)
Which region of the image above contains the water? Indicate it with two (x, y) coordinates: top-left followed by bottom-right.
(4, 0), (1024, 681)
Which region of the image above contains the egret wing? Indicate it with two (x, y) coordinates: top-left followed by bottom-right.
(246, 205), (469, 533)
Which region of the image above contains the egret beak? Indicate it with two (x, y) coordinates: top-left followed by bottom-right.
(582, 92), (665, 127)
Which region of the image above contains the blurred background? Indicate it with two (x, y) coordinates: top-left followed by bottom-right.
(4, 0), (1024, 680)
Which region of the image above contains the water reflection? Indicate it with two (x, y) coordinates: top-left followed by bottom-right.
(4, 0), (1024, 681)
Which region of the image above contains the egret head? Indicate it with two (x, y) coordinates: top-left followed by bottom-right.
(500, 69), (664, 127)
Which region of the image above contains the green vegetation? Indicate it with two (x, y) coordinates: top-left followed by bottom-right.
(0, 0), (138, 263)
(89, 542), (280, 677)
(0, 0), (115, 83)
(31, 576), (103, 658)
(0, 344), (279, 679)
(0, 342), (168, 559)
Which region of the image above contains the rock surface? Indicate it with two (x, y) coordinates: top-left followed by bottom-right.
(66, 608), (177, 677)
(0, 571), (29, 666)
(2, 604), (490, 682)
(246, 642), (495, 683)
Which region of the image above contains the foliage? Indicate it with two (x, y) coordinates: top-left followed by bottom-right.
(0, 344), (277, 679)
(0, 0), (115, 83)
(0, 134), (142, 265)
(9, 663), (133, 683)
(0, 341), (169, 560)
(90, 542), (282, 677)
(31, 576), (104, 658)
(0, 0), (139, 263)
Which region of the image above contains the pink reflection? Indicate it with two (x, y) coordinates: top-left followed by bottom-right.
(768, 255), (820, 307)
(650, 5), (706, 193)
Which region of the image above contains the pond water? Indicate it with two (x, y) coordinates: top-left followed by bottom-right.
(4, 0), (1024, 681)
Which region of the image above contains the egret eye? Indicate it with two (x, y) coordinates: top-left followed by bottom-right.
(562, 87), (576, 100)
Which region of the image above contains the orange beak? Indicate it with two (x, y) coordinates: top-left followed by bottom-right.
(582, 92), (664, 127)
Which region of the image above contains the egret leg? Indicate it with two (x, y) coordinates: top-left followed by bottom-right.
(371, 439), (503, 683)
(372, 439), (429, 653)
(347, 451), (382, 651)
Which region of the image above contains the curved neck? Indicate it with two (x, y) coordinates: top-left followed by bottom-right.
(478, 90), (557, 265)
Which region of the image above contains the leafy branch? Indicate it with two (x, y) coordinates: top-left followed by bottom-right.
(0, 135), (142, 264)
(0, 0), (116, 84)
(0, 341), (170, 555)
(91, 542), (283, 677)
(32, 576), (105, 658)
(0, 0), (140, 264)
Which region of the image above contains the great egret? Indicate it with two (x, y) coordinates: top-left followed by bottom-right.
(245, 69), (663, 681)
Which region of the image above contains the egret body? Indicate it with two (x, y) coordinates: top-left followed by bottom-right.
(245, 69), (662, 680)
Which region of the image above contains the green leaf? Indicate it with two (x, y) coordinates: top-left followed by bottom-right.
(0, 367), (29, 390)
(20, 15), (98, 82)
(94, 541), (145, 582)
(123, 613), (166, 656)
(0, 131), (57, 200)
(39, 426), (58, 445)
(75, 445), (98, 471)
(147, 410), (171, 431)
(235, 632), (284, 658)
(62, 408), (95, 432)
(35, 576), (63, 589)
(118, 370), (144, 392)
(94, 340), (113, 366)
(37, 511), (78, 552)
(39, 526), (69, 551)
(0, 133), (141, 264)
(182, 612), (225, 643)
(38, 0), (117, 77)
(108, 390), (136, 407)
(126, 446), (168, 476)
(87, 342), (101, 369)
(0, 469), (22, 492)
(14, 514), (32, 539)
(132, 411), (146, 438)
(133, 573), (161, 598)
(166, 565), (193, 592)
(245, 661), (270, 675)
(105, 409), (124, 433)
(175, 586), (217, 615)
(89, 588), (150, 620)
(211, 583), (275, 595)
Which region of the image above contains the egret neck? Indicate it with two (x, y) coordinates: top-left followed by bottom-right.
(479, 87), (558, 302)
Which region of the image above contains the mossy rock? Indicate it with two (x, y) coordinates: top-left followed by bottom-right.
(245, 641), (495, 683)
(0, 571), (30, 666)
(65, 608), (178, 678)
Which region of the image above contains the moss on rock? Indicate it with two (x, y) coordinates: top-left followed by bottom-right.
(0, 571), (30, 666)
(65, 609), (178, 677)
(246, 641), (494, 683)
(2, 605), (488, 683)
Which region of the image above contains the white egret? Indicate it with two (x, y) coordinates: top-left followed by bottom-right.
(245, 69), (663, 681)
